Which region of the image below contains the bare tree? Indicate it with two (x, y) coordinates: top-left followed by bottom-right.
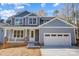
(36, 9), (46, 16)
(64, 3), (79, 40)
(54, 3), (79, 39)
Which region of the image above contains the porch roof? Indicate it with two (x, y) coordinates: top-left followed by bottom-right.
(3, 26), (39, 29)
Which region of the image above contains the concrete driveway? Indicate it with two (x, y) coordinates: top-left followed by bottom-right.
(41, 47), (79, 56)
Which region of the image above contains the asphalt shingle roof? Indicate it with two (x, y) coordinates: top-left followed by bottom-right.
(14, 11), (30, 17)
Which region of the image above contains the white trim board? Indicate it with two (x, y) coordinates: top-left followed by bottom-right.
(39, 27), (77, 28)
(3, 27), (39, 29)
(38, 17), (77, 28)
(3, 26), (77, 29)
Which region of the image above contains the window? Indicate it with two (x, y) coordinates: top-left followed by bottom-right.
(28, 17), (37, 25)
(33, 18), (36, 24)
(17, 30), (20, 37)
(14, 31), (16, 37)
(29, 18), (32, 24)
(31, 31), (34, 38)
(15, 18), (22, 25)
(58, 34), (62, 36)
(21, 30), (23, 37)
(45, 34), (50, 36)
(51, 34), (56, 36)
(64, 34), (69, 36)
(40, 20), (44, 24)
(14, 30), (24, 38)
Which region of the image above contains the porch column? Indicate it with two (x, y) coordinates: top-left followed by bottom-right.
(3, 28), (8, 48)
(3, 28), (8, 42)
(4, 28), (7, 38)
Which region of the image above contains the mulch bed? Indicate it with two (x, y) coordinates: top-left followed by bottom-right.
(0, 46), (41, 56)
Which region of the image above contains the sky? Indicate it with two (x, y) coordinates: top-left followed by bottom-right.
(0, 3), (64, 20)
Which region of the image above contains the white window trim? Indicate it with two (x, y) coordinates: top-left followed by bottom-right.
(28, 17), (37, 25)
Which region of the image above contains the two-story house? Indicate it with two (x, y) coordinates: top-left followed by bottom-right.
(0, 10), (77, 47)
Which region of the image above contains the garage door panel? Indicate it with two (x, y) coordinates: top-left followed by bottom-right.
(44, 33), (71, 46)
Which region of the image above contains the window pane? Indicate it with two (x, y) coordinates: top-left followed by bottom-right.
(51, 34), (56, 36)
(15, 19), (22, 25)
(14, 31), (16, 37)
(31, 31), (34, 38)
(21, 30), (23, 37)
(17, 30), (20, 37)
(16, 19), (19, 21)
(64, 34), (69, 36)
(19, 19), (22, 24)
(29, 18), (32, 24)
(45, 34), (50, 36)
(58, 34), (62, 36)
(16, 19), (19, 23)
(33, 18), (36, 24)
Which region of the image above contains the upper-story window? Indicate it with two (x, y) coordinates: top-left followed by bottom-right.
(15, 17), (22, 25)
(28, 17), (37, 25)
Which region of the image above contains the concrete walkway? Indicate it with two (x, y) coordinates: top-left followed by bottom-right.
(41, 47), (79, 56)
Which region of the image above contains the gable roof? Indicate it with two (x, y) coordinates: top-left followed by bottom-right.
(39, 17), (77, 28)
(14, 11), (30, 17)
(0, 23), (10, 28)
(28, 13), (37, 16)
(40, 17), (55, 20)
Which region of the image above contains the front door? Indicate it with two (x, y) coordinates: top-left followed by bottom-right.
(29, 30), (35, 42)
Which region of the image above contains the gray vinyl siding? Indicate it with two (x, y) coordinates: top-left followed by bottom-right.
(0, 28), (4, 43)
(39, 28), (75, 45)
(43, 19), (72, 27)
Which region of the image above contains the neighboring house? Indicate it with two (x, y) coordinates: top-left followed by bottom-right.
(0, 11), (77, 47)
(0, 23), (9, 43)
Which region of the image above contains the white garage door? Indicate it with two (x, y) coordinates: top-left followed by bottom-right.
(44, 33), (71, 46)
